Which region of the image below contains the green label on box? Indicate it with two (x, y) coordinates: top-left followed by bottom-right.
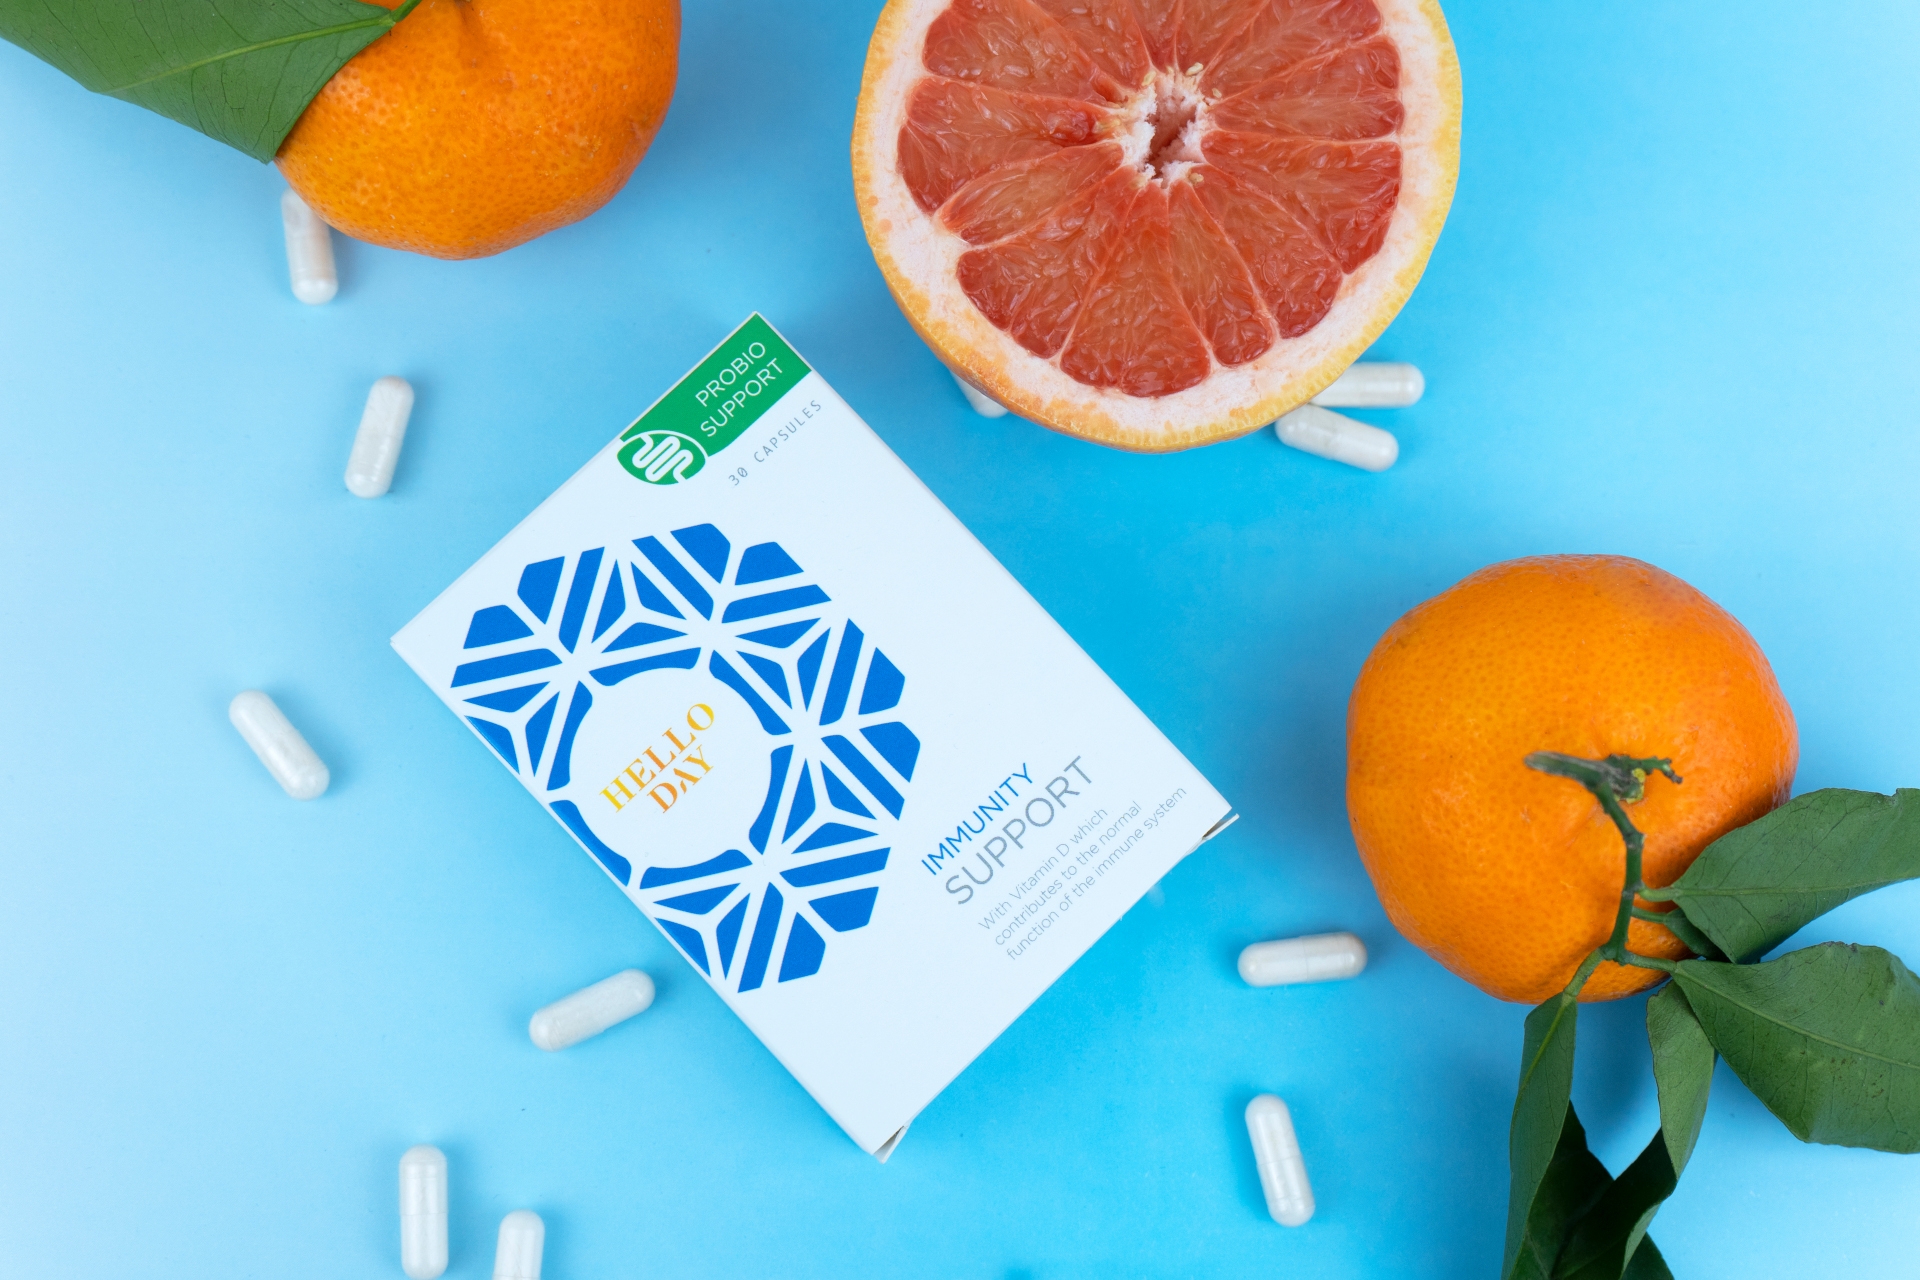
(616, 315), (810, 486)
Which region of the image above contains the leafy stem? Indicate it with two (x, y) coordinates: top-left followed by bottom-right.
(1561, 948), (1606, 998)
(1526, 753), (1684, 976)
(1503, 775), (1920, 1277)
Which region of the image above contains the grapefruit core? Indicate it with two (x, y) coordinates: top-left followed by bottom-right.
(853, 0), (1460, 452)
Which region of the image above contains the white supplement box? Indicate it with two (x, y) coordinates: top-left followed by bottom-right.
(392, 315), (1233, 1157)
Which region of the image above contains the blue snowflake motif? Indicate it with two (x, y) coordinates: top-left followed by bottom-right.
(449, 523), (919, 991)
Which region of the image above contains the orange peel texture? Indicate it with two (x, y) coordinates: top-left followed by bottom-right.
(1346, 555), (1798, 1004)
(278, 0), (679, 260)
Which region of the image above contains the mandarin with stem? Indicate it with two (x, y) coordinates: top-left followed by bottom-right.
(1346, 555), (1797, 1003)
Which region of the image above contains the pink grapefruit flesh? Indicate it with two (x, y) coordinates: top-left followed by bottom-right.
(855, 0), (1460, 451)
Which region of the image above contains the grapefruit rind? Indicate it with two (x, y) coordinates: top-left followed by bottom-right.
(853, 0), (1461, 453)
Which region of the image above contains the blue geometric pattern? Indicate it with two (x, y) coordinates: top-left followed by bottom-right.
(450, 523), (917, 992)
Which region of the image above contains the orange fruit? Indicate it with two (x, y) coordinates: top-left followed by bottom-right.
(851, 0), (1461, 451)
(1346, 555), (1798, 1004)
(277, 0), (679, 260)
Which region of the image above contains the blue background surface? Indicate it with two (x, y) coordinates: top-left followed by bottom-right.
(2, 1), (1917, 1275)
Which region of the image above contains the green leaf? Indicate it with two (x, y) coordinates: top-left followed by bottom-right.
(1647, 984), (1714, 1173)
(1654, 788), (1920, 962)
(1675, 944), (1920, 1151)
(0, 0), (420, 161)
(1505, 992), (1581, 1280)
(1552, 986), (1717, 1279)
(1621, 1236), (1674, 1280)
(1633, 905), (1723, 962)
(1553, 1132), (1675, 1280)
(1511, 1105), (1612, 1280)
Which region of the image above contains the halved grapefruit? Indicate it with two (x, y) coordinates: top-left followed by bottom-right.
(852, 0), (1460, 452)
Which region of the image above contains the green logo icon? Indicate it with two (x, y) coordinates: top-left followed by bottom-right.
(619, 428), (707, 485)
(613, 314), (810, 487)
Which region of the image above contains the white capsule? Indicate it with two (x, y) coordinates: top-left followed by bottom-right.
(1246, 1095), (1315, 1226)
(493, 1210), (545, 1280)
(1311, 361), (1425, 408)
(398, 1146), (448, 1280)
(345, 376), (415, 498)
(228, 690), (329, 800)
(528, 968), (655, 1051)
(950, 368), (1009, 418)
(281, 189), (337, 305)
(1238, 932), (1368, 988)
(1274, 403), (1398, 472)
